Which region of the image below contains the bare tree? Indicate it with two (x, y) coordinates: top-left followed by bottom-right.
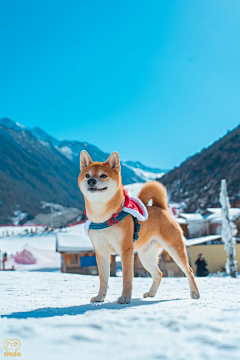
(219, 179), (237, 278)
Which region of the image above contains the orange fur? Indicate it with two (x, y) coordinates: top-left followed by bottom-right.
(78, 151), (200, 304)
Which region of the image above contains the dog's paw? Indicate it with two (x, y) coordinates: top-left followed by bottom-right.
(117, 296), (131, 304)
(191, 290), (200, 299)
(90, 295), (105, 303)
(143, 291), (156, 298)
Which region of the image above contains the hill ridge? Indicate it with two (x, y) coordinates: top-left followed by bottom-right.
(158, 124), (240, 212)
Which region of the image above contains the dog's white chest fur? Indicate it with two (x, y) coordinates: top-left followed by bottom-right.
(89, 225), (123, 256)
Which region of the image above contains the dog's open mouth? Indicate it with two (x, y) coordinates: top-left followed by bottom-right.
(88, 187), (107, 192)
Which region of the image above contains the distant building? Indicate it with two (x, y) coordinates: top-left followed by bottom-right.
(177, 213), (208, 238)
(176, 208), (240, 238)
(56, 232), (116, 276)
(203, 208), (240, 237)
(185, 235), (240, 273)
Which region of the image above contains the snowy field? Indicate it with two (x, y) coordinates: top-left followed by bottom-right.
(0, 233), (60, 271)
(0, 233), (57, 253)
(0, 272), (239, 360)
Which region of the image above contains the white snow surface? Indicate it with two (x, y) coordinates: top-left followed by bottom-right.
(0, 272), (239, 360)
(0, 234), (57, 254)
(2, 245), (60, 271)
(185, 235), (221, 246)
(179, 213), (204, 221)
(0, 234), (60, 271)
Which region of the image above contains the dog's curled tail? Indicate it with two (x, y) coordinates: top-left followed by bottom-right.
(138, 181), (168, 210)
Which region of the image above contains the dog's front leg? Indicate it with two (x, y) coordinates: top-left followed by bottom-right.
(91, 253), (110, 303)
(118, 245), (134, 304)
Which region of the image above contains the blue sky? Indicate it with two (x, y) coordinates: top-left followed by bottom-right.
(1, 0), (240, 169)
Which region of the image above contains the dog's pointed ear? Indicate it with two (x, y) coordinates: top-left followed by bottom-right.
(80, 151), (92, 171)
(106, 152), (121, 172)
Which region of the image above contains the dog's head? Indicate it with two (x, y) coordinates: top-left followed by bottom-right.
(78, 151), (121, 203)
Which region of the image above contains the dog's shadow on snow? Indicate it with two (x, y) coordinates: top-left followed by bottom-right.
(1, 298), (183, 319)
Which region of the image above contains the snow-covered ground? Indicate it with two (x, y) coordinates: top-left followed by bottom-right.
(0, 233), (57, 254)
(0, 272), (239, 360)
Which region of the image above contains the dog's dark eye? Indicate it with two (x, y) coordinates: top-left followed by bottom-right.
(85, 174), (90, 178)
(100, 174), (107, 178)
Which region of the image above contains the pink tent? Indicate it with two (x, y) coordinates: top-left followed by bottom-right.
(13, 249), (36, 265)
(1, 245), (60, 270)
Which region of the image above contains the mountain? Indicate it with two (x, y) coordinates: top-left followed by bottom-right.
(0, 118), (163, 224)
(158, 124), (240, 212)
(0, 122), (84, 224)
(122, 160), (167, 181)
(29, 127), (168, 180)
(123, 160), (167, 174)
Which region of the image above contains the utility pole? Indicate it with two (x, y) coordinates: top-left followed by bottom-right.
(42, 202), (54, 228)
(219, 179), (237, 278)
(50, 203), (53, 228)
(2, 252), (7, 271)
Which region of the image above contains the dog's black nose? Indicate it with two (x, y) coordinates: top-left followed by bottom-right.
(87, 178), (97, 186)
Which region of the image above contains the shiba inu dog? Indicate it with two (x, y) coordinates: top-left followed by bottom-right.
(78, 151), (200, 304)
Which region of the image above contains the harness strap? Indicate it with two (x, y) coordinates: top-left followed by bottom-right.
(89, 210), (128, 230)
(89, 211), (141, 242)
(132, 216), (141, 242)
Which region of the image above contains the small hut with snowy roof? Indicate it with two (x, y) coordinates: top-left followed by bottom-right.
(56, 226), (116, 276)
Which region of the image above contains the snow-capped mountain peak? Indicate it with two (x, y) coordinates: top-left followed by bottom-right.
(122, 161), (166, 181)
(0, 118), (26, 131)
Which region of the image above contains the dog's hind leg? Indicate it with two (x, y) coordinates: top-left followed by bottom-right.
(91, 253), (110, 303)
(138, 240), (163, 298)
(158, 236), (200, 299)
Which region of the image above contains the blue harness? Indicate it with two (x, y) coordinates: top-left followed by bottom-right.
(89, 210), (141, 241)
